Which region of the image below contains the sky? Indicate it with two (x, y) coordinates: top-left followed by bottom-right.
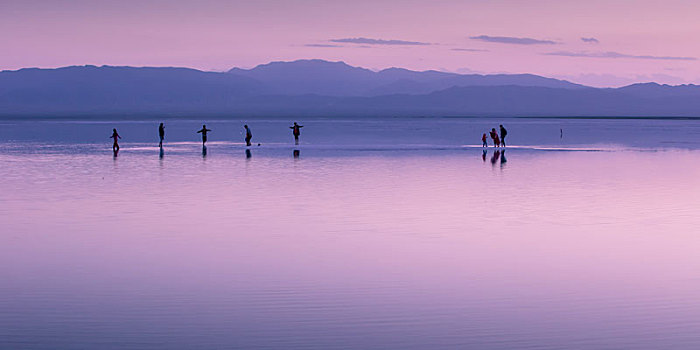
(1, 0), (699, 87)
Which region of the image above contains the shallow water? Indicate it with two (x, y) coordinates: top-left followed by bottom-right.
(2, 118), (700, 349)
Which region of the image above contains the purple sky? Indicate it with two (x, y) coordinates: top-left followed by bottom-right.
(2, 0), (699, 87)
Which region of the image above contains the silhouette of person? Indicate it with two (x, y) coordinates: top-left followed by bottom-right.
(499, 125), (508, 147)
(245, 149), (252, 159)
(197, 124), (211, 145)
(560, 128), (563, 139)
(158, 123), (165, 147)
(110, 128), (121, 151)
(500, 150), (507, 165)
(289, 122), (304, 145)
(482, 133), (488, 147)
(293, 149), (300, 158)
(482, 149), (487, 162)
(244, 125), (252, 146)
(490, 128), (500, 147)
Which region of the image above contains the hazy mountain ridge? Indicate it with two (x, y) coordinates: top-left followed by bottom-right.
(0, 65), (267, 115)
(227, 59), (585, 96)
(1, 60), (700, 117)
(615, 82), (700, 98)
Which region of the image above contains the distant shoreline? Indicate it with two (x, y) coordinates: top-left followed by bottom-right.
(2, 115), (700, 121)
(4, 63), (700, 122)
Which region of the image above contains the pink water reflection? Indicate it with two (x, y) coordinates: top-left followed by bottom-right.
(2, 149), (700, 348)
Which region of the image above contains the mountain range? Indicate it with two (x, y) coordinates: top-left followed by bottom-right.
(1, 59), (700, 117)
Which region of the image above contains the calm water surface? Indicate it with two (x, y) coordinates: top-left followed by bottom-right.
(1, 118), (700, 349)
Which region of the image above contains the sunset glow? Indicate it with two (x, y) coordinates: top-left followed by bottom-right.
(2, 0), (700, 86)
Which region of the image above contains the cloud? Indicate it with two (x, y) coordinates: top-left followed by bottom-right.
(469, 35), (557, 45)
(544, 51), (697, 61)
(330, 37), (431, 46)
(581, 37), (599, 44)
(451, 48), (488, 52)
(304, 44), (342, 48)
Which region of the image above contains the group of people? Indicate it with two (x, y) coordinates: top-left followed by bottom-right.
(482, 124), (508, 148)
(110, 122), (305, 151)
(111, 122), (510, 152)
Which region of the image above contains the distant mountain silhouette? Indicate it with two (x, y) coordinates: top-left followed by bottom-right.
(228, 60), (377, 96)
(615, 82), (700, 98)
(230, 85), (700, 117)
(228, 59), (584, 96)
(0, 65), (266, 115)
(2, 61), (700, 117)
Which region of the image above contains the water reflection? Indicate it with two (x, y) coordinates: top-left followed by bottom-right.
(3, 148), (700, 349)
(490, 150), (501, 166)
(202, 145), (207, 158)
(159, 146), (164, 159)
(246, 149), (252, 159)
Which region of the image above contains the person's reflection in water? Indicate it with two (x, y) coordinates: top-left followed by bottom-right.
(490, 150), (501, 166)
(293, 149), (300, 159)
(246, 149), (252, 159)
(113, 148), (119, 158)
(500, 150), (507, 166)
(159, 146), (164, 159)
(482, 149), (487, 162)
(202, 145), (207, 158)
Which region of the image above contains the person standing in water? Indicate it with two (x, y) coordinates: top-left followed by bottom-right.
(244, 125), (252, 146)
(158, 123), (165, 148)
(289, 122), (304, 145)
(482, 133), (488, 147)
(499, 125), (508, 147)
(197, 124), (211, 145)
(490, 128), (500, 147)
(110, 128), (121, 151)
